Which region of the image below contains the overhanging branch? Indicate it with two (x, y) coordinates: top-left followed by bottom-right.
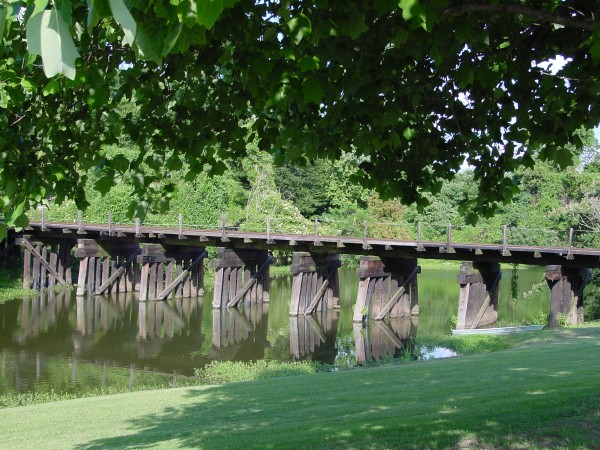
(444, 4), (595, 31)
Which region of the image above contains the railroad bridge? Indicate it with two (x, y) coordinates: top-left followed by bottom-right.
(7, 214), (600, 330)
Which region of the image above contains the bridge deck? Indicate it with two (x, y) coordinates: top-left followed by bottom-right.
(16, 221), (600, 268)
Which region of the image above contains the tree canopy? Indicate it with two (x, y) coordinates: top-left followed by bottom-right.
(1, 0), (599, 235)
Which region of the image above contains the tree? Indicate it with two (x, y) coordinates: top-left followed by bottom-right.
(1, 0), (599, 236)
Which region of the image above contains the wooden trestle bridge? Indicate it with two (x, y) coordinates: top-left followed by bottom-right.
(7, 217), (600, 330)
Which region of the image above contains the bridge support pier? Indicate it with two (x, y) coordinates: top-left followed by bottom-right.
(545, 265), (591, 327)
(354, 256), (420, 323)
(75, 239), (140, 297)
(138, 244), (206, 302)
(18, 236), (75, 290)
(211, 248), (272, 309)
(456, 261), (501, 330)
(289, 252), (340, 316)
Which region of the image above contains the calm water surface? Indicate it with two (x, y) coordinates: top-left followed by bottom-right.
(0, 266), (548, 396)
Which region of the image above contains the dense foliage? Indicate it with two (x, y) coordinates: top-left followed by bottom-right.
(2, 0), (600, 237)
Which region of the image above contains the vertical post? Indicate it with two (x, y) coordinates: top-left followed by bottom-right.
(77, 211), (83, 234)
(502, 225), (508, 256)
(135, 218), (140, 237)
(417, 221), (423, 250)
(178, 214), (183, 238)
(363, 221), (368, 248)
(446, 223), (452, 253)
(41, 207), (47, 231)
(221, 212), (227, 241)
(567, 228), (574, 260)
(267, 216), (271, 243)
(314, 218), (319, 244)
(108, 212), (113, 236)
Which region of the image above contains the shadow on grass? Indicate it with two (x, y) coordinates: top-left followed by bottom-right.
(76, 328), (600, 449)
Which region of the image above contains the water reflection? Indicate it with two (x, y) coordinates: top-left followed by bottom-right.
(211, 305), (268, 348)
(290, 310), (339, 358)
(14, 291), (71, 344)
(353, 317), (418, 363)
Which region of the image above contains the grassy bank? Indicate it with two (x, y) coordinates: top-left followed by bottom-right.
(0, 261), (36, 304)
(1, 325), (598, 449)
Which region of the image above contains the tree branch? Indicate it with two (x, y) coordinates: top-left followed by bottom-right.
(444, 3), (595, 31)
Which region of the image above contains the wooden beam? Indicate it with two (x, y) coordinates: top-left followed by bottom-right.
(227, 255), (273, 308)
(156, 252), (208, 300)
(304, 262), (341, 315)
(470, 272), (502, 329)
(20, 239), (67, 285)
(94, 249), (142, 295)
(374, 266), (420, 320)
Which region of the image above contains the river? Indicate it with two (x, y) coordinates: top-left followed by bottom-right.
(0, 266), (549, 398)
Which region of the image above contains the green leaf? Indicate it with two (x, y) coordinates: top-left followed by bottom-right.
(20, 78), (37, 92)
(288, 13), (311, 45)
(86, 0), (102, 34)
(456, 66), (474, 89)
(14, 213), (29, 229)
(134, 23), (164, 64)
(302, 78), (322, 104)
(26, 8), (80, 79)
(42, 78), (60, 96)
(5, 201), (26, 226)
(398, 0), (423, 21)
(297, 55), (319, 72)
(196, 0), (223, 30)
(94, 173), (116, 195)
(109, 0), (136, 46)
(0, 6), (7, 43)
(32, 0), (49, 17)
(403, 126), (415, 140)
(555, 147), (574, 169)
(162, 23), (182, 57)
(4, 178), (16, 197)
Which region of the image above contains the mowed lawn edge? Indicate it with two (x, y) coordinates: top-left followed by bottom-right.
(1, 326), (599, 449)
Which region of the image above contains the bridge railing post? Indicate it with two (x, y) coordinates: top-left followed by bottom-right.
(417, 221), (424, 251)
(108, 212), (113, 236)
(314, 218), (320, 245)
(135, 218), (141, 237)
(567, 227), (574, 260)
(77, 211), (84, 234)
(267, 216), (272, 243)
(502, 225), (509, 256)
(178, 214), (184, 239)
(446, 223), (452, 253)
(221, 212), (227, 241)
(41, 206), (47, 231)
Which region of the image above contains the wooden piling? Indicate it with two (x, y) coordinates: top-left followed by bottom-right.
(545, 265), (590, 327)
(137, 244), (206, 302)
(211, 248), (272, 309)
(355, 256), (420, 322)
(455, 261), (501, 329)
(289, 252), (341, 316)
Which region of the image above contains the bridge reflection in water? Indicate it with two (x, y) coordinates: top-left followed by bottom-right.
(1, 287), (440, 397)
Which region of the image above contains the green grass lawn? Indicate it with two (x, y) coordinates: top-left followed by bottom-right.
(1, 326), (599, 449)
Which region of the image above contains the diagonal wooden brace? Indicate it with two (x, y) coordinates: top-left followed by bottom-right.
(470, 272), (502, 329)
(21, 239), (67, 285)
(156, 252), (208, 301)
(304, 261), (342, 315)
(374, 266), (420, 320)
(227, 254), (273, 308)
(94, 249), (142, 295)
